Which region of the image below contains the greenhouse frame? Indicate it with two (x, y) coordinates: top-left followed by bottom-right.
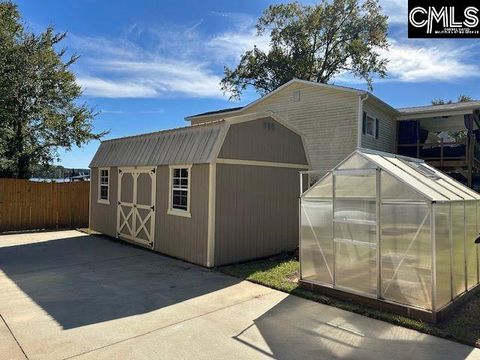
(300, 148), (480, 321)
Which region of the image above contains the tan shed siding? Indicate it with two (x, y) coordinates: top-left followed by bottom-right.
(90, 167), (118, 237)
(154, 164), (209, 266)
(219, 117), (308, 164)
(214, 164), (303, 266)
(361, 100), (397, 153)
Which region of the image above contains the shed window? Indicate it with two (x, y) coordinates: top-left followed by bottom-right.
(98, 168), (110, 203)
(169, 166), (191, 217)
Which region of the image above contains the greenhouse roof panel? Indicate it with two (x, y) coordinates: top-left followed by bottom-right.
(360, 152), (449, 201)
(359, 148), (480, 201)
(302, 148), (480, 202)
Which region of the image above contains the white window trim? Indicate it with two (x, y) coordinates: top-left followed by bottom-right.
(365, 114), (376, 138)
(168, 164), (192, 218)
(98, 167), (110, 205)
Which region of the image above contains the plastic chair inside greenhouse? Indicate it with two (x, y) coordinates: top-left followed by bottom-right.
(300, 148), (480, 312)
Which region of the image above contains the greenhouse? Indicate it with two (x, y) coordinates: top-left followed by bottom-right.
(300, 148), (480, 320)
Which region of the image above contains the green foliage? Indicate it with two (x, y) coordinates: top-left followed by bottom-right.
(30, 164), (90, 179)
(0, 1), (106, 178)
(431, 94), (474, 105)
(221, 0), (389, 100)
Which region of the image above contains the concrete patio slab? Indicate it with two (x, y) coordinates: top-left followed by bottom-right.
(0, 230), (479, 360)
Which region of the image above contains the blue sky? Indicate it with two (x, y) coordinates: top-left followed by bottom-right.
(14, 0), (480, 168)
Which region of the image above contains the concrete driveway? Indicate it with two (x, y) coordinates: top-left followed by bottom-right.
(0, 230), (479, 360)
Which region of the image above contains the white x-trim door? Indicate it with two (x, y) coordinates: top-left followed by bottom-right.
(117, 167), (156, 248)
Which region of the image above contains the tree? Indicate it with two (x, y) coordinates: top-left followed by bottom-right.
(0, 1), (106, 178)
(431, 94), (473, 105)
(220, 0), (389, 100)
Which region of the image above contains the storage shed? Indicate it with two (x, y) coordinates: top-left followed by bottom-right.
(300, 148), (480, 321)
(90, 113), (309, 267)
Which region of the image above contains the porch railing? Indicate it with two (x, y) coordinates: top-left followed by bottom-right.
(396, 138), (474, 166)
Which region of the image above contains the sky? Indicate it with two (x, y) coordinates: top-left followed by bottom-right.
(14, 0), (480, 168)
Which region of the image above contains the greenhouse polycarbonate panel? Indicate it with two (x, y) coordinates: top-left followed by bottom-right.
(337, 153), (377, 170)
(386, 158), (460, 201)
(452, 203), (466, 297)
(334, 173), (376, 199)
(334, 199), (376, 223)
(335, 241), (377, 296)
(300, 200), (333, 285)
(381, 203), (432, 309)
(422, 163), (480, 200)
(334, 222), (376, 244)
(466, 202), (478, 289)
(381, 172), (426, 202)
(304, 173), (332, 199)
(362, 152), (448, 201)
(435, 203), (452, 309)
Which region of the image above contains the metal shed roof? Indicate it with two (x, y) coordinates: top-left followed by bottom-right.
(89, 121), (225, 167)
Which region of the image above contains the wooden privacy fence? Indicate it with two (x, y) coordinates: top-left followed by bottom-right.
(0, 179), (89, 232)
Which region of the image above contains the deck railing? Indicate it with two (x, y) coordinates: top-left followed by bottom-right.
(396, 138), (480, 166)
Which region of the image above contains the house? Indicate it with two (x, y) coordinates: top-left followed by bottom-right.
(89, 113), (309, 267)
(186, 79), (480, 189)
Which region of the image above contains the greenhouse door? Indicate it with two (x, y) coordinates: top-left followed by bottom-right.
(333, 169), (378, 297)
(117, 167), (156, 248)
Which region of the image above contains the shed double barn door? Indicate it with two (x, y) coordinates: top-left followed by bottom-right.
(117, 167), (156, 248)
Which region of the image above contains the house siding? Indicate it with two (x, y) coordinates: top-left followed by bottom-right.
(191, 82), (359, 176)
(214, 164), (302, 266)
(219, 117), (308, 165)
(362, 99), (397, 153)
(90, 167), (118, 238)
(154, 164), (210, 266)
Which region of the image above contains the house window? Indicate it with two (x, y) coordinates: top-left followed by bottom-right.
(168, 166), (191, 217)
(366, 115), (376, 137)
(98, 168), (109, 203)
(363, 113), (379, 138)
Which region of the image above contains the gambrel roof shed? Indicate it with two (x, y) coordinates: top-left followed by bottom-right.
(90, 113), (309, 268)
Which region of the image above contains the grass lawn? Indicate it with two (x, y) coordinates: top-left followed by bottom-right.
(217, 256), (480, 348)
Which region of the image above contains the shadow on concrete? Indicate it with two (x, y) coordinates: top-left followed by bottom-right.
(232, 294), (475, 360)
(0, 234), (239, 330)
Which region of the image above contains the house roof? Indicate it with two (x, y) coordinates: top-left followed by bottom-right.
(89, 121), (226, 167)
(397, 101), (480, 115)
(185, 79), (399, 121)
(303, 148), (480, 202)
(189, 106), (244, 118)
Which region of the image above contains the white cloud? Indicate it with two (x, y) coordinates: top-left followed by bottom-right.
(71, 8), (480, 99)
(71, 32), (225, 99)
(382, 41), (480, 82)
(208, 30), (270, 62)
(78, 77), (158, 98)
